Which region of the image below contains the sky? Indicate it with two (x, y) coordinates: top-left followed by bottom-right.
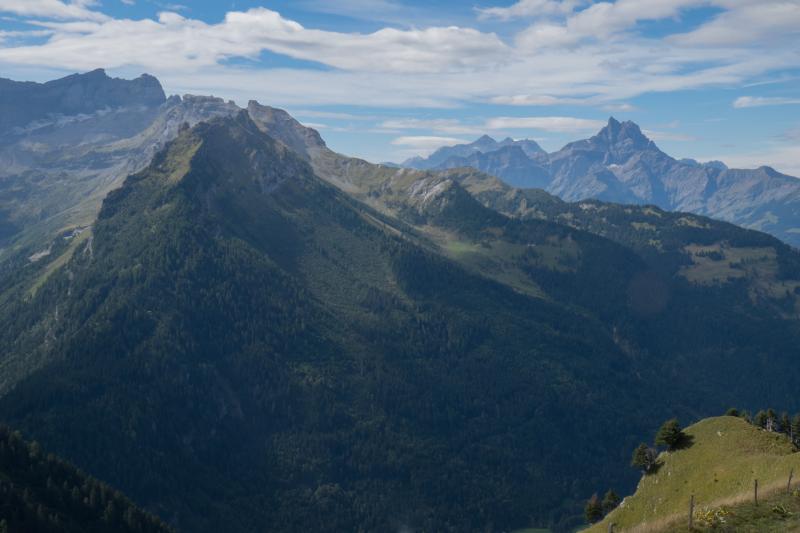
(0, 0), (798, 173)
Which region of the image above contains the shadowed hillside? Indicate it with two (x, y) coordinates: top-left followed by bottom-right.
(0, 426), (172, 533)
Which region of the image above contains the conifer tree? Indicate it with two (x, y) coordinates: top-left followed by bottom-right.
(766, 409), (777, 432)
(602, 490), (621, 515)
(781, 412), (791, 435)
(585, 493), (603, 524)
(631, 443), (658, 474)
(791, 414), (800, 446)
(655, 418), (686, 451)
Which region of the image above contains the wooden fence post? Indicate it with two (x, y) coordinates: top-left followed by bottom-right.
(789, 469), (795, 494)
(607, 522), (615, 533)
(754, 479), (759, 506)
(688, 494), (694, 529)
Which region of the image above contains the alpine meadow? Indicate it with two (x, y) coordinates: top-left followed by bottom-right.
(0, 1), (799, 532)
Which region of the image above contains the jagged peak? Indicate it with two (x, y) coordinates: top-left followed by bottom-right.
(473, 134), (497, 146)
(191, 109), (271, 142)
(703, 160), (728, 171)
(84, 67), (108, 78)
(595, 117), (650, 149)
(483, 144), (529, 157)
(246, 99), (327, 156)
(248, 100), (284, 114)
(182, 94), (234, 105)
(115, 110), (306, 198)
(0, 69), (168, 133)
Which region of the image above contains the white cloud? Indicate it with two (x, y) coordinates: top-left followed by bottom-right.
(490, 94), (582, 106)
(391, 135), (468, 156)
(477, 0), (583, 21)
(0, 28), (51, 43)
(0, 7), (508, 74)
(516, 0), (703, 49)
(295, 0), (403, 20)
(485, 116), (605, 132)
(781, 127), (800, 142)
(0, 0), (107, 21)
(707, 144), (800, 178)
(0, 0), (797, 114)
(490, 94), (639, 113)
(733, 96), (800, 109)
(291, 110), (378, 120)
(379, 118), (483, 135)
(671, 1), (800, 47)
(602, 103), (637, 112)
(643, 129), (696, 142)
(379, 115), (611, 136)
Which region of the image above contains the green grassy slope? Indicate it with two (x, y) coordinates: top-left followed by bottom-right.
(667, 491), (800, 532)
(587, 417), (800, 532)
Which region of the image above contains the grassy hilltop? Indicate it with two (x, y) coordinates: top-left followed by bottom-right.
(587, 416), (800, 532)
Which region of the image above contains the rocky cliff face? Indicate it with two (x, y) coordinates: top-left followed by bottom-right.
(437, 145), (551, 189)
(247, 101), (327, 160)
(0, 69), (166, 135)
(0, 70), (339, 259)
(404, 135), (546, 170)
(0, 92), (239, 253)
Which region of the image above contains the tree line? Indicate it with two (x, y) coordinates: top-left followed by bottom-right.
(586, 409), (800, 526)
(725, 407), (800, 444)
(585, 418), (689, 525)
(0, 426), (172, 533)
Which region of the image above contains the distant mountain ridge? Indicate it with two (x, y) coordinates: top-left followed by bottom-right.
(0, 69), (351, 261)
(403, 119), (800, 247)
(0, 69), (165, 135)
(0, 89), (240, 258)
(403, 134), (547, 170)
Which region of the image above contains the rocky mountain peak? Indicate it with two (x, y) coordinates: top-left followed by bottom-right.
(475, 134), (497, 145)
(468, 134), (499, 152)
(595, 117), (650, 150)
(0, 69), (167, 134)
(246, 100), (327, 160)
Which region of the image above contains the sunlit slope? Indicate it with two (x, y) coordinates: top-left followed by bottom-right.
(588, 416), (800, 532)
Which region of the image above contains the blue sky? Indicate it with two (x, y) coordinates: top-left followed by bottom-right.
(0, 0), (798, 172)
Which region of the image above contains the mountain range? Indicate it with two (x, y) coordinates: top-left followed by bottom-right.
(2, 71), (800, 533)
(403, 120), (800, 248)
(0, 70), (245, 257)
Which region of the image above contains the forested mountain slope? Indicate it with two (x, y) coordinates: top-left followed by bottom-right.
(3, 73), (800, 532)
(0, 113), (661, 532)
(0, 425), (172, 533)
(3, 111), (800, 532)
